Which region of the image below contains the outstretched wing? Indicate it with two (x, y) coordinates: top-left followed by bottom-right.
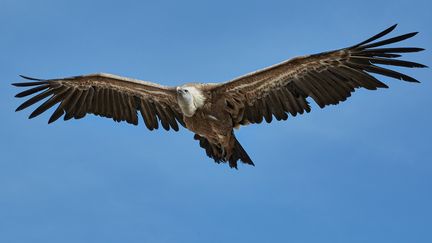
(13, 73), (185, 131)
(210, 24), (427, 126)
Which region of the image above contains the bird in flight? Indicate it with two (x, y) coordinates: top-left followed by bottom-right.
(13, 25), (426, 169)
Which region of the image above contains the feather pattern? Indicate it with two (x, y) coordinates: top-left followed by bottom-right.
(12, 25), (426, 169)
(212, 24), (426, 126)
(13, 73), (184, 131)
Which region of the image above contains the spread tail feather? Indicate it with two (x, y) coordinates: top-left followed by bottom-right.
(194, 134), (254, 169)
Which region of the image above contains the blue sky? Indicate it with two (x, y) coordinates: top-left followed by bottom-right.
(1, 0), (431, 242)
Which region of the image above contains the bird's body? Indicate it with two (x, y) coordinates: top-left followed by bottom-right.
(12, 25), (426, 168)
(176, 84), (252, 164)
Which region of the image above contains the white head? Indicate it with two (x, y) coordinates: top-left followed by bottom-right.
(176, 85), (206, 117)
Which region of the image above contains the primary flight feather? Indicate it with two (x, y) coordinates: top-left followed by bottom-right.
(13, 25), (427, 168)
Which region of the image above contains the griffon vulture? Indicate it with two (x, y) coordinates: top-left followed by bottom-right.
(13, 25), (427, 168)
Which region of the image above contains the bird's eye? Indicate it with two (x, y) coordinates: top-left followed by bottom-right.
(185, 90), (189, 93)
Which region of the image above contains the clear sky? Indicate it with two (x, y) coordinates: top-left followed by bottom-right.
(1, 0), (431, 242)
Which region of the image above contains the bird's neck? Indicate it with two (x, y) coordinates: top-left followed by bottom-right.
(178, 97), (197, 117)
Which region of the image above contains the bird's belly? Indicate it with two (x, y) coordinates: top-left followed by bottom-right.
(183, 112), (231, 142)
(184, 115), (213, 137)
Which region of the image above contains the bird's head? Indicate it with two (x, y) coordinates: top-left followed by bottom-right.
(176, 86), (193, 103)
(176, 85), (206, 116)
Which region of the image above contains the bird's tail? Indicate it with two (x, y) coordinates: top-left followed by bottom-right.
(228, 136), (254, 169)
(194, 134), (254, 169)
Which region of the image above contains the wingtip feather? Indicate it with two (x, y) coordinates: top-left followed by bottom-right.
(351, 24), (398, 49)
(388, 23), (398, 32)
(19, 75), (44, 81)
(28, 112), (38, 119)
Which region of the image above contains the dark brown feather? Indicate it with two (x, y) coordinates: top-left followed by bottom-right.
(98, 88), (106, 116)
(211, 25), (424, 129)
(311, 71), (348, 102)
(352, 56), (427, 68)
(143, 99), (159, 130)
(64, 89), (83, 120)
(12, 81), (48, 87)
(155, 103), (170, 130)
(127, 96), (138, 125)
(305, 73), (339, 105)
(114, 90), (124, 121)
(84, 86), (95, 111)
(16, 88), (57, 112)
(48, 104), (65, 124)
(15, 84), (50, 98)
(109, 90), (120, 121)
(350, 24), (397, 48)
(104, 89), (113, 119)
(13, 73), (182, 132)
(276, 89), (294, 116)
(163, 105), (180, 131)
(68, 89), (84, 113)
(268, 92), (288, 120)
(361, 32), (418, 49)
(139, 99), (154, 130)
(29, 87), (69, 119)
(262, 98), (273, 123)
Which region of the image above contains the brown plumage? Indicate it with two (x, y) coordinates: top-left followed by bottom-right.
(12, 25), (426, 169)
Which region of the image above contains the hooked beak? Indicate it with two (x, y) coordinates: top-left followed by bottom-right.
(176, 87), (185, 95)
